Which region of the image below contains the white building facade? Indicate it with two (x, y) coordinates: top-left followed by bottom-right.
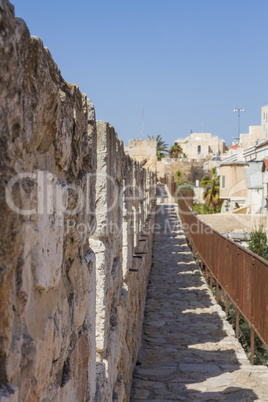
(175, 132), (226, 160)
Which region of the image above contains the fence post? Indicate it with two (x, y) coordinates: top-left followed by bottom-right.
(177, 190), (268, 361)
(225, 293), (229, 317)
(250, 327), (255, 365)
(216, 282), (219, 303)
(235, 308), (240, 338)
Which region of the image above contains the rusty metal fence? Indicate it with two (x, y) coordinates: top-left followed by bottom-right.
(177, 190), (268, 364)
(160, 175), (176, 197)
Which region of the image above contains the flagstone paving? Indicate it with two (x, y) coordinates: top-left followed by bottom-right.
(130, 191), (268, 401)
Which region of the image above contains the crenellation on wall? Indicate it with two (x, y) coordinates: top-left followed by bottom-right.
(91, 122), (156, 401)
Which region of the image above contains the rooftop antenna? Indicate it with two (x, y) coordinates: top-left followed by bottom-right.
(141, 107), (144, 139)
(233, 108), (244, 145)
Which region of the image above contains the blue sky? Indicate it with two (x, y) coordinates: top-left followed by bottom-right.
(11, 0), (268, 148)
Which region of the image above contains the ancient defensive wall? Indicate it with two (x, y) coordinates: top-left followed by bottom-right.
(0, 1), (156, 400)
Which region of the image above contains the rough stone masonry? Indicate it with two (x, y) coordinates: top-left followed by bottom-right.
(0, 1), (156, 400)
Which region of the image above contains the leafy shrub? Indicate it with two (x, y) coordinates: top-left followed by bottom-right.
(179, 182), (194, 191)
(178, 182), (194, 198)
(175, 169), (182, 186)
(248, 225), (268, 261)
(192, 202), (213, 214)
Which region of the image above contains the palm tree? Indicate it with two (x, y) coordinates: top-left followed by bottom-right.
(148, 135), (168, 161)
(200, 175), (211, 188)
(202, 176), (222, 213)
(168, 142), (183, 158)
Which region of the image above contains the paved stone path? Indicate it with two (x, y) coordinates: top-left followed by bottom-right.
(131, 193), (268, 401)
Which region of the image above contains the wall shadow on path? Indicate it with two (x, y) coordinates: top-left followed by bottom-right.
(130, 199), (258, 401)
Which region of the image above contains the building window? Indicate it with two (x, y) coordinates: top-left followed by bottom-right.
(197, 145), (201, 154)
(221, 176), (226, 189)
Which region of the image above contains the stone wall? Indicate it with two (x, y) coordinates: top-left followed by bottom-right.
(126, 139), (157, 171)
(0, 1), (156, 401)
(157, 159), (205, 183)
(90, 123), (156, 401)
(240, 126), (261, 149)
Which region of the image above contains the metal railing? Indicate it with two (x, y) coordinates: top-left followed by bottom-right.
(177, 190), (268, 364)
(160, 175), (176, 197)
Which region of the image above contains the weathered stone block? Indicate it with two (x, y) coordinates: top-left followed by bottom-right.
(0, 2), (156, 401)
(0, 0), (97, 399)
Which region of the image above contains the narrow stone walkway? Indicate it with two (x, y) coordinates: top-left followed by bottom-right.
(130, 197), (268, 401)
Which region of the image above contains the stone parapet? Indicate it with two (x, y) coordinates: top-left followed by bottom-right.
(0, 1), (156, 401)
(127, 139), (157, 171)
(91, 122), (156, 401)
(157, 159), (205, 182)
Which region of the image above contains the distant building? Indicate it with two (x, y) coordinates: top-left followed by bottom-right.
(244, 139), (268, 162)
(220, 162), (248, 208)
(262, 104), (268, 139)
(224, 105), (267, 157)
(262, 159), (268, 203)
(219, 138), (268, 213)
(219, 161), (263, 214)
(240, 126), (261, 149)
(218, 104), (268, 215)
(175, 132), (226, 160)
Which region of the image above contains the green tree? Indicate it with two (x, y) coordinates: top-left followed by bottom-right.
(200, 175), (211, 188)
(148, 134), (168, 161)
(200, 168), (222, 213)
(169, 142), (183, 158)
(248, 226), (268, 260)
(175, 169), (182, 186)
(202, 176), (222, 213)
